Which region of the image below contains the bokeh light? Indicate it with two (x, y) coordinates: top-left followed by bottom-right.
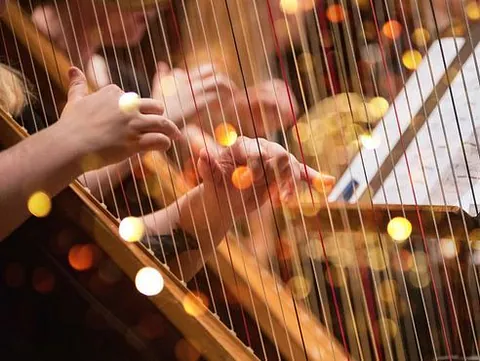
(412, 28), (430, 48)
(280, 0), (298, 14)
(183, 291), (209, 317)
(326, 4), (345, 23)
(360, 133), (380, 149)
(369, 97), (389, 119)
(402, 50), (422, 71)
(312, 173), (335, 194)
(118, 92), (140, 113)
(119, 217), (145, 243)
(287, 275), (312, 300)
(369, 247), (387, 271)
(215, 123), (238, 147)
(467, 2), (480, 21)
(387, 217), (412, 242)
(379, 280), (397, 304)
(409, 269), (431, 288)
(378, 318), (398, 340)
(231, 166), (253, 190)
(27, 191), (51, 218)
(440, 239), (458, 259)
(68, 244), (95, 271)
(135, 267), (164, 296)
(32, 267), (55, 294)
(382, 20), (403, 40)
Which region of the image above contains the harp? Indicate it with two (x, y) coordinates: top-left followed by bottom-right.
(1, 0), (480, 360)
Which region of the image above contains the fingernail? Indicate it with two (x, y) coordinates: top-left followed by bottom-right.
(321, 174), (336, 184)
(68, 67), (78, 81)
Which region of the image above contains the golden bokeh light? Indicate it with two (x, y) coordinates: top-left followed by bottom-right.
(378, 318), (398, 340)
(183, 292), (209, 317)
(326, 4), (345, 23)
(369, 247), (387, 271)
(135, 267), (164, 296)
(409, 269), (431, 288)
(160, 75), (177, 97)
(288, 275), (312, 300)
(440, 239), (458, 259)
(214, 123), (238, 147)
(387, 217), (412, 242)
(360, 133), (381, 149)
(27, 191), (51, 218)
(412, 28), (431, 48)
(312, 174), (335, 194)
(369, 97), (389, 119)
(467, 2), (480, 21)
(379, 280), (398, 304)
(382, 20), (403, 40)
(280, 0), (298, 14)
(32, 267), (55, 294)
(119, 217), (145, 243)
(292, 122), (311, 143)
(118, 92), (140, 113)
(231, 166), (254, 190)
(68, 244), (95, 271)
(402, 50), (422, 71)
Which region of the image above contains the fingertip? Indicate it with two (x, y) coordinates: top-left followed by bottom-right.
(68, 66), (81, 82)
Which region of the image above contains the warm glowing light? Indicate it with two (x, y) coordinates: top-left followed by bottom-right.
(467, 2), (480, 21)
(382, 20), (403, 40)
(379, 280), (397, 304)
(118, 92), (140, 113)
(215, 123), (238, 146)
(28, 191), (51, 218)
(119, 217), (145, 242)
(440, 239), (458, 259)
(360, 133), (380, 149)
(378, 318), (398, 339)
(135, 267), (164, 296)
(326, 4), (345, 23)
(412, 28), (430, 47)
(409, 269), (431, 288)
(369, 97), (389, 119)
(231, 166), (253, 190)
(280, 0), (298, 14)
(68, 244), (94, 271)
(32, 267), (55, 294)
(288, 275), (312, 299)
(402, 50), (422, 70)
(183, 292), (209, 317)
(160, 75), (177, 96)
(387, 217), (412, 242)
(293, 122), (311, 143)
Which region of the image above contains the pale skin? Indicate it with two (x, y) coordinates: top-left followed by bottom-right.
(0, 67), (180, 240)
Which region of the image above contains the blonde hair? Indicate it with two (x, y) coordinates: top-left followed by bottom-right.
(0, 64), (27, 116)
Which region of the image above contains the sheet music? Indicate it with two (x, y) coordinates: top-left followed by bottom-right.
(372, 41), (480, 216)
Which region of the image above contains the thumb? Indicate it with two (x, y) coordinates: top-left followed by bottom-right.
(67, 66), (88, 102)
(197, 148), (223, 184)
(157, 61), (170, 76)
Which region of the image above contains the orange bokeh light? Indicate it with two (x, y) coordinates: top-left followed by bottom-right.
(312, 174), (334, 194)
(382, 20), (403, 40)
(326, 4), (346, 23)
(68, 244), (95, 271)
(231, 166), (254, 190)
(214, 123), (238, 147)
(32, 267), (55, 294)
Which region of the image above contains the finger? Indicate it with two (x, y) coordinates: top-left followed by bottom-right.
(193, 75), (237, 94)
(138, 98), (165, 115)
(67, 67), (88, 102)
(132, 115), (181, 139)
(197, 147), (223, 184)
(157, 61), (170, 76)
(137, 133), (172, 152)
(188, 63), (215, 79)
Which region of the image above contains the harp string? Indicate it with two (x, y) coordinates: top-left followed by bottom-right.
(277, 3), (377, 359)
(404, 0), (480, 356)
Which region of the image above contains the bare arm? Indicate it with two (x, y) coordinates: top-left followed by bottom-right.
(0, 122), (83, 240)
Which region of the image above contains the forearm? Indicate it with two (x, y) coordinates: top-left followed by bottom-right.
(0, 123), (83, 240)
(143, 184), (233, 280)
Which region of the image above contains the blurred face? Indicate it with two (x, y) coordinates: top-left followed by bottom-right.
(88, 3), (157, 47)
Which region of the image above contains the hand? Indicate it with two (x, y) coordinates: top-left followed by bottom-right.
(227, 79), (298, 137)
(197, 136), (335, 221)
(151, 62), (236, 125)
(57, 67), (181, 170)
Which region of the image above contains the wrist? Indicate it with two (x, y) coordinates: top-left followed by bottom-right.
(48, 121), (85, 175)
